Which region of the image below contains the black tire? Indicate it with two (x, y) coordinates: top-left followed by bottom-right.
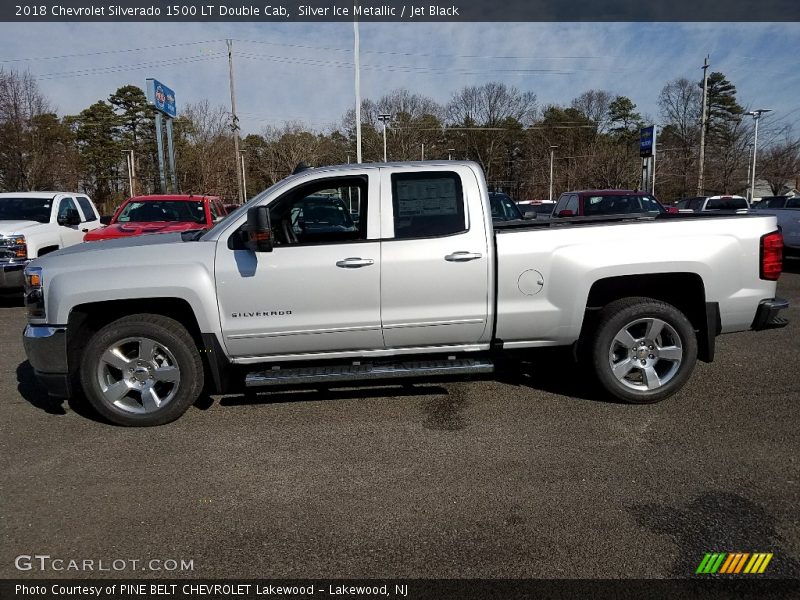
(589, 296), (698, 404)
(79, 314), (204, 426)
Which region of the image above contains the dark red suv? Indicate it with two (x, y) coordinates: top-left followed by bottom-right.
(551, 190), (675, 218)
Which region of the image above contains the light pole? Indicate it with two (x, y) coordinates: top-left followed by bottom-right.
(549, 145), (558, 201)
(746, 109), (771, 202)
(448, 148), (455, 160)
(378, 113), (392, 162)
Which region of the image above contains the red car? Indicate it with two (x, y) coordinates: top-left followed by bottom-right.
(551, 190), (678, 218)
(84, 194), (226, 241)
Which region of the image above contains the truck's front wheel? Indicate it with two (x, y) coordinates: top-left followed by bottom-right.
(590, 297), (697, 404)
(80, 314), (204, 426)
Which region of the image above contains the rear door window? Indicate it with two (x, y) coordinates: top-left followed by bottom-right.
(391, 172), (466, 238)
(75, 196), (97, 222)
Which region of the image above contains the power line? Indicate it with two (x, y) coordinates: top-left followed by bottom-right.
(0, 39), (225, 64)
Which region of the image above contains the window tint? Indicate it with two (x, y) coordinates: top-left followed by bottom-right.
(209, 199), (219, 221)
(762, 197), (788, 209)
(267, 177), (367, 246)
(58, 197), (77, 221)
(489, 193), (522, 221)
(689, 198), (705, 211)
(75, 196), (97, 222)
(391, 172), (465, 239)
(553, 194), (569, 215)
(706, 197), (748, 210)
(565, 195), (579, 214)
(786, 197), (800, 209)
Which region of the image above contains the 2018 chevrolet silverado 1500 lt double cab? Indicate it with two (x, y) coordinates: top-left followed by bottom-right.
(22, 162), (788, 426)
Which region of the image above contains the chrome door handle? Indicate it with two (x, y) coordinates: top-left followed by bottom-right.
(445, 251), (483, 262)
(336, 257), (375, 268)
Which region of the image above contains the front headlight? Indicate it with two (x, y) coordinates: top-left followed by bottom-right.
(24, 266), (45, 319)
(0, 234), (27, 259)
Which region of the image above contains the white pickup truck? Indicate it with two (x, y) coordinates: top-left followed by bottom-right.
(21, 162), (788, 426)
(0, 192), (102, 291)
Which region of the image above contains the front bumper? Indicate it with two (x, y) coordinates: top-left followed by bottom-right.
(0, 259), (29, 290)
(751, 298), (790, 330)
(22, 324), (71, 398)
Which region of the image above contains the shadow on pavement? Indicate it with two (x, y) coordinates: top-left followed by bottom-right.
(220, 383), (449, 407)
(0, 294), (23, 308)
(628, 490), (800, 578)
(16, 360), (67, 415)
(498, 348), (621, 404)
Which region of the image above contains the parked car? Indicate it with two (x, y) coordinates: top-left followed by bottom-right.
(84, 194), (226, 241)
(551, 190), (673, 218)
(22, 161), (787, 426)
(519, 200), (556, 220)
(489, 192), (524, 222)
(0, 192), (101, 291)
(675, 195), (750, 213)
(753, 196), (800, 256)
(752, 196), (793, 210)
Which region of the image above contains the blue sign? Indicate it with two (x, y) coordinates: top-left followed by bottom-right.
(146, 78), (177, 118)
(639, 126), (654, 157)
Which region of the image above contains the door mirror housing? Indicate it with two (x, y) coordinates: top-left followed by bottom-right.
(557, 209), (574, 218)
(245, 206), (273, 252)
(58, 208), (81, 226)
(100, 215), (113, 225)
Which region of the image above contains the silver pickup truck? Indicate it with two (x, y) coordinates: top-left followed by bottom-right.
(22, 162), (789, 426)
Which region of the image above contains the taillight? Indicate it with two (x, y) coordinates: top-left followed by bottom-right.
(760, 230), (783, 281)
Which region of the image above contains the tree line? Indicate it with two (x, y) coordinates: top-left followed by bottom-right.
(1, 67), (798, 214)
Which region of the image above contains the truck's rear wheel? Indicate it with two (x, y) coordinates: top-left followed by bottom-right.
(80, 314), (204, 426)
(590, 297), (697, 404)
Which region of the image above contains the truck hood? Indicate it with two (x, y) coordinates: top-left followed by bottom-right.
(45, 231), (187, 259)
(84, 221), (205, 241)
(0, 220), (47, 234)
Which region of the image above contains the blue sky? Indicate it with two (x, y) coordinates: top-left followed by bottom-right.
(0, 22), (798, 136)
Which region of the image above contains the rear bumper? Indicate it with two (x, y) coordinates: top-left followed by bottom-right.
(0, 260), (29, 290)
(22, 324), (72, 398)
(751, 298), (789, 330)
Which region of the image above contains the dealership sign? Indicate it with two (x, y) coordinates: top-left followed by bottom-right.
(639, 126), (655, 157)
(146, 78), (177, 118)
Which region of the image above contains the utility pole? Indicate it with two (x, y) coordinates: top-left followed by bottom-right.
(227, 39), (244, 204)
(696, 55), (709, 196)
(123, 150), (135, 197)
(549, 145), (558, 201)
(239, 150), (248, 201)
(746, 109), (772, 201)
(353, 16), (362, 164)
(378, 113), (391, 162)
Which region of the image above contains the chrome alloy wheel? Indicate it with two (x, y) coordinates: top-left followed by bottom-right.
(96, 336), (181, 414)
(607, 317), (683, 391)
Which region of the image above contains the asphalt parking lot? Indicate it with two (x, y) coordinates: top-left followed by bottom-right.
(1, 266), (799, 580)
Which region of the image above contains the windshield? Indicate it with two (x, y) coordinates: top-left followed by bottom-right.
(490, 194), (523, 220)
(0, 197), (53, 223)
(200, 179), (287, 240)
(116, 200), (206, 224)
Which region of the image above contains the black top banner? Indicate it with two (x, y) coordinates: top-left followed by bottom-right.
(3, 0), (799, 22)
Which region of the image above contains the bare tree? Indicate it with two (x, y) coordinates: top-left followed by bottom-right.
(571, 89), (613, 132)
(0, 68), (52, 191)
(760, 137), (800, 195)
(177, 100), (238, 199)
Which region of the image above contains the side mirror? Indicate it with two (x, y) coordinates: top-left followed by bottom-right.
(58, 208), (81, 226)
(666, 206), (679, 214)
(100, 215), (113, 225)
(245, 206), (273, 252)
(557, 209), (574, 218)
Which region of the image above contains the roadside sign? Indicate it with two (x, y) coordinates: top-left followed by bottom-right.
(640, 126), (654, 157)
(146, 78), (177, 118)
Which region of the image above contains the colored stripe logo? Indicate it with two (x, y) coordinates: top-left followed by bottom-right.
(696, 552), (773, 574)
